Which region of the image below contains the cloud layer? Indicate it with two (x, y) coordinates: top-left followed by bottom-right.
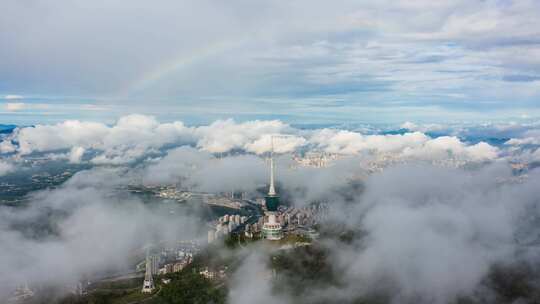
(1, 0), (540, 122)
(0, 115), (509, 169)
(2, 116), (540, 303)
(225, 164), (540, 304)
(0, 167), (204, 298)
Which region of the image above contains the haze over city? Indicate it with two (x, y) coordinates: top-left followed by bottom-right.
(1, 1), (540, 304)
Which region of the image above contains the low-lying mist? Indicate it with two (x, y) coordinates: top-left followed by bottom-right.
(2, 118), (540, 303)
(0, 167), (205, 299)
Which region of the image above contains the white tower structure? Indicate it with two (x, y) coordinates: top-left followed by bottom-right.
(141, 252), (155, 293)
(262, 136), (283, 240)
(268, 137), (277, 196)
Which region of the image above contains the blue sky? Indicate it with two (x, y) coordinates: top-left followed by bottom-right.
(1, 0), (539, 125)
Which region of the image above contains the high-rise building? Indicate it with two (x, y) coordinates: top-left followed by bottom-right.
(151, 255), (160, 275)
(262, 137), (283, 240)
(208, 230), (215, 243)
(297, 213), (304, 226)
(173, 262), (185, 272)
(141, 252), (155, 293)
(9, 282), (34, 302)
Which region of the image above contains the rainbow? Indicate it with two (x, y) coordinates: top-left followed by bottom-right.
(119, 39), (244, 98)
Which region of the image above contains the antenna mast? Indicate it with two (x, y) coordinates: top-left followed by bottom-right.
(268, 135), (276, 196)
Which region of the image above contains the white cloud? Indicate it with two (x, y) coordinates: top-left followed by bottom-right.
(533, 148), (540, 161)
(244, 134), (306, 154)
(504, 128), (540, 147)
(6, 114), (193, 164)
(3, 95), (23, 100)
(310, 129), (499, 162)
(194, 119), (293, 153)
(0, 139), (17, 154)
(68, 147), (85, 164)
(402, 137), (499, 162)
(228, 250), (288, 304)
(4, 102), (25, 111)
(400, 121), (418, 130)
(15, 120), (110, 155)
(0, 161), (14, 176)
(0, 115), (512, 168)
(333, 165), (518, 303)
(3, 102), (52, 112)
(506, 137), (540, 146)
(400, 121), (446, 133)
(310, 129), (426, 154)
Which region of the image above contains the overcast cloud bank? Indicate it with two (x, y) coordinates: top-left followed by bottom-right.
(2, 114), (530, 171)
(1, 0), (540, 123)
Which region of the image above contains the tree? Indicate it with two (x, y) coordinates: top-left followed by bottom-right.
(159, 273), (225, 304)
